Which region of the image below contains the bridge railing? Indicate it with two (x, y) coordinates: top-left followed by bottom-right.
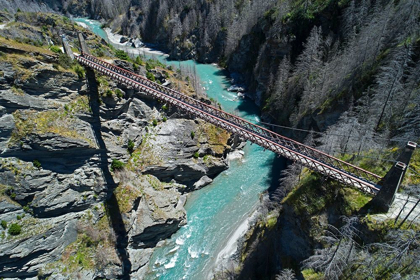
(76, 53), (382, 193)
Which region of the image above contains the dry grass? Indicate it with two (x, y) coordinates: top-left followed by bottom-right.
(114, 183), (142, 214)
(0, 36), (54, 55)
(198, 122), (231, 154)
(11, 105), (92, 146)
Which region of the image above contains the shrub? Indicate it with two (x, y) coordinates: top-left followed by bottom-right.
(193, 151), (199, 158)
(94, 48), (105, 57)
(135, 56), (144, 65)
(50, 45), (62, 53)
(23, 205), (30, 213)
(111, 159), (124, 171)
(1, 220), (6, 229)
(162, 117), (167, 122)
(152, 119), (158, 126)
(115, 50), (129, 60)
(162, 104), (168, 110)
(105, 89), (113, 97)
(127, 139), (135, 154)
(115, 89), (123, 98)
(190, 131), (195, 139)
(58, 53), (73, 69)
(146, 72), (155, 81)
(145, 62), (153, 71)
(17, 215), (21, 220)
(33, 159), (41, 169)
(8, 223), (21, 235)
(73, 64), (85, 79)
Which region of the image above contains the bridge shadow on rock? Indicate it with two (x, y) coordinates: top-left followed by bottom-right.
(85, 68), (131, 279)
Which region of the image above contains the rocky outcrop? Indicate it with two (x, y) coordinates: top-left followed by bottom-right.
(136, 118), (228, 189)
(0, 22), (233, 278)
(0, 212), (79, 279)
(114, 172), (187, 248)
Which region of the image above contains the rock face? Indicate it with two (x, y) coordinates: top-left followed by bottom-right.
(0, 24), (233, 278)
(136, 118), (228, 190)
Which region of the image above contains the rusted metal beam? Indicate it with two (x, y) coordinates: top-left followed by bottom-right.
(75, 54), (382, 195)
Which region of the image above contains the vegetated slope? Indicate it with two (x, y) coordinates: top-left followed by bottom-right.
(0, 12), (235, 279)
(215, 1), (420, 279)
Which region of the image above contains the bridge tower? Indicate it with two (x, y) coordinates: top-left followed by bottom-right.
(61, 34), (74, 60)
(77, 32), (91, 55)
(77, 33), (97, 93)
(370, 141), (417, 212)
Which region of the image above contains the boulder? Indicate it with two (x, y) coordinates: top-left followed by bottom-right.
(131, 38), (144, 48)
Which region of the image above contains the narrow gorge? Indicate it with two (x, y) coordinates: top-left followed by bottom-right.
(0, 1), (419, 280)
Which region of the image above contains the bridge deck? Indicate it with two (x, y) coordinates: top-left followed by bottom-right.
(76, 53), (381, 195)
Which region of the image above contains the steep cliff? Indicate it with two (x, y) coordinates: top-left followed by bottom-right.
(0, 13), (234, 279)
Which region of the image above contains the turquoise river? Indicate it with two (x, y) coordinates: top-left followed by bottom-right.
(75, 18), (280, 280)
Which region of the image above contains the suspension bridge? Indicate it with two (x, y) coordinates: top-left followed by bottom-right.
(69, 34), (416, 212)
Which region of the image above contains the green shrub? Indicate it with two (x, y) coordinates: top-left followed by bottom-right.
(190, 131), (195, 139)
(50, 45), (62, 53)
(193, 151), (199, 158)
(145, 62), (154, 71)
(8, 223), (21, 235)
(111, 159), (124, 171)
(73, 64), (85, 79)
(162, 117), (167, 122)
(105, 89), (113, 97)
(17, 215), (21, 220)
(23, 205), (30, 213)
(146, 72), (156, 81)
(135, 56), (144, 65)
(58, 53), (73, 69)
(33, 159), (41, 169)
(94, 48), (105, 57)
(115, 50), (129, 60)
(152, 119), (158, 126)
(115, 89), (123, 98)
(127, 139), (135, 154)
(1, 220), (6, 229)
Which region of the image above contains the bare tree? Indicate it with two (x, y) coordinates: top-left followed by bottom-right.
(275, 268), (296, 280)
(371, 229), (420, 278)
(303, 217), (359, 280)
